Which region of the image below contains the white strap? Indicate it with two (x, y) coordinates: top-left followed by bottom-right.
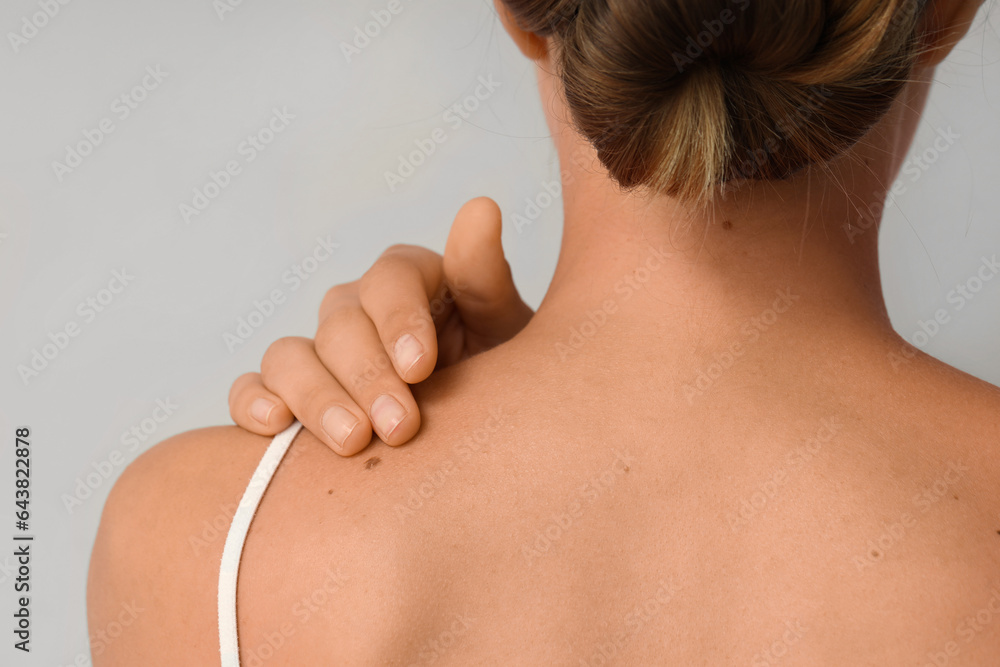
(219, 420), (304, 667)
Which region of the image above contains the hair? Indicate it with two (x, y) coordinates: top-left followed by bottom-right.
(500, 0), (933, 205)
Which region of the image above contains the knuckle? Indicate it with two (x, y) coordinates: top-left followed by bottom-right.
(387, 304), (433, 333)
(350, 352), (394, 395)
(261, 336), (308, 374)
(382, 243), (419, 259)
(229, 372), (258, 400)
(315, 306), (369, 349)
(319, 281), (359, 318)
(299, 385), (340, 420)
(322, 281), (358, 308)
(369, 244), (434, 280)
(361, 253), (403, 289)
(407, 309), (435, 332)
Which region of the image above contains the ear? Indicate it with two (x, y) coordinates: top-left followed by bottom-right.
(917, 0), (985, 67)
(494, 0), (549, 61)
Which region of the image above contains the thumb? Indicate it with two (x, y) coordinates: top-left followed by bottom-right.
(443, 197), (533, 343)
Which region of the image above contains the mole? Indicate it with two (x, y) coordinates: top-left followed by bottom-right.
(722, 220), (733, 231)
(365, 456), (381, 470)
(327, 489), (333, 495)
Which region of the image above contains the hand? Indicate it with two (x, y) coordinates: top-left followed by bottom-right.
(228, 197), (533, 455)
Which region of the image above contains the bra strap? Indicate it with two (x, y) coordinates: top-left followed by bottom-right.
(218, 420), (304, 666)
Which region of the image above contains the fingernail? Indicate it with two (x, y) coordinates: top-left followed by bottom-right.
(322, 406), (360, 452)
(371, 394), (407, 439)
(250, 398), (277, 426)
(394, 334), (424, 376)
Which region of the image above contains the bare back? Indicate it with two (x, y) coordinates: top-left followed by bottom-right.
(90, 319), (1000, 666)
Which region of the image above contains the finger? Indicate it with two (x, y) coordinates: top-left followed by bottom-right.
(443, 197), (534, 348)
(355, 245), (448, 384)
(228, 372), (295, 435)
(259, 337), (375, 456)
(314, 298), (422, 447)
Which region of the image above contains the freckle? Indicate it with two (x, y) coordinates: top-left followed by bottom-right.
(953, 495), (958, 500)
(327, 489), (333, 495)
(623, 466), (630, 472)
(721, 220), (733, 231)
(871, 550), (881, 559)
(365, 456), (381, 470)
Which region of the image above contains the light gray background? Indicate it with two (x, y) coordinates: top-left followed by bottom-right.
(0, 1), (998, 663)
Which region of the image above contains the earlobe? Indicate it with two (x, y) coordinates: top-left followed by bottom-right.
(916, 0), (985, 67)
(494, 0), (549, 61)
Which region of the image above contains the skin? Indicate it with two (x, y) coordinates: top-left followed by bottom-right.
(89, 0), (1000, 664)
(227, 202), (533, 455)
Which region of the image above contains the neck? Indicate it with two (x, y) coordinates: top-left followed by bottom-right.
(524, 63), (934, 359)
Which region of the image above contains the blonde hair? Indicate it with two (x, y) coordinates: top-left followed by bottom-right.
(502, 0), (931, 204)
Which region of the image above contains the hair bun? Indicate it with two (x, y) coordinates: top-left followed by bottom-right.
(503, 0), (928, 204)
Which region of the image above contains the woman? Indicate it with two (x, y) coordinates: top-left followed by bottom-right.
(89, 0), (1000, 664)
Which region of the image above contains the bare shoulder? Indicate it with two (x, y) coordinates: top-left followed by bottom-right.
(87, 425), (274, 666)
(85, 361), (492, 666)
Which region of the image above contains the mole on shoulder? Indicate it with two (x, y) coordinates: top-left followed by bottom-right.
(365, 456), (381, 470)
(721, 220), (733, 231)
